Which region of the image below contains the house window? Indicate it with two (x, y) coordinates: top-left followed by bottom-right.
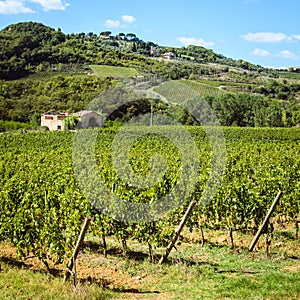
(57, 116), (66, 120)
(57, 125), (62, 131)
(45, 116), (53, 120)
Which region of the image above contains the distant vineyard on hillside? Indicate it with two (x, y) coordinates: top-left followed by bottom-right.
(181, 80), (224, 97)
(89, 65), (140, 77)
(153, 80), (222, 105)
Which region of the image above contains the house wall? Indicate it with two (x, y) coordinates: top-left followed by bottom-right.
(41, 115), (66, 131)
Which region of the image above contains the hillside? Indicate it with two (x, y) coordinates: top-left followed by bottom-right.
(0, 22), (300, 127)
(0, 21), (264, 81)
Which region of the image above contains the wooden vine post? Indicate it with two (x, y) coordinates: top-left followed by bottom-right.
(294, 217), (299, 239)
(159, 200), (196, 265)
(199, 225), (205, 247)
(64, 217), (91, 283)
(249, 191), (283, 252)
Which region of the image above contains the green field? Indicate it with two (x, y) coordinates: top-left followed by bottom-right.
(277, 71), (300, 80)
(90, 65), (140, 77)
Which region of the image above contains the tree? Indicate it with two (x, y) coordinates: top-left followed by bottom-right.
(30, 112), (41, 127)
(126, 33), (136, 40)
(110, 41), (119, 48)
(132, 42), (137, 52)
(118, 33), (125, 39)
(212, 93), (256, 126)
(63, 115), (79, 130)
(100, 31), (112, 37)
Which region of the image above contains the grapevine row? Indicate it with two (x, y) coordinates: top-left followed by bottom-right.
(0, 127), (299, 263)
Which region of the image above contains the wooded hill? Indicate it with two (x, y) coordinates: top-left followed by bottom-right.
(0, 21), (300, 128)
(0, 21), (265, 80)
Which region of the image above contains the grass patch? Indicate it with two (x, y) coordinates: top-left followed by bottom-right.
(113, 242), (300, 299)
(277, 71), (300, 80)
(0, 261), (112, 300)
(90, 65), (140, 77)
(114, 231), (300, 299)
(0, 224), (299, 299)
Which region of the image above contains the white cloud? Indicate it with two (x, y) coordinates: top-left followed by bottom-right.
(178, 37), (214, 47)
(0, 0), (69, 14)
(31, 0), (70, 11)
(276, 50), (297, 59)
(105, 15), (136, 29)
(242, 32), (292, 43)
(251, 48), (298, 59)
(122, 15), (136, 24)
(105, 19), (121, 29)
(251, 48), (271, 57)
(292, 35), (300, 41)
(0, 0), (34, 14)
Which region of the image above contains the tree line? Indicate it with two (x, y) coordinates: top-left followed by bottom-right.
(1, 74), (299, 127)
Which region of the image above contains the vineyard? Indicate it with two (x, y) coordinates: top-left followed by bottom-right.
(153, 80), (223, 102)
(1, 19), (300, 299)
(0, 126), (299, 267)
(181, 79), (224, 97)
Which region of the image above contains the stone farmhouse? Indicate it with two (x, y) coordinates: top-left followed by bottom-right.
(41, 110), (103, 131)
(41, 110), (69, 131)
(163, 52), (176, 60)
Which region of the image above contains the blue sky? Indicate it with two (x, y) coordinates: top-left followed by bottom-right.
(1, 0), (300, 68)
